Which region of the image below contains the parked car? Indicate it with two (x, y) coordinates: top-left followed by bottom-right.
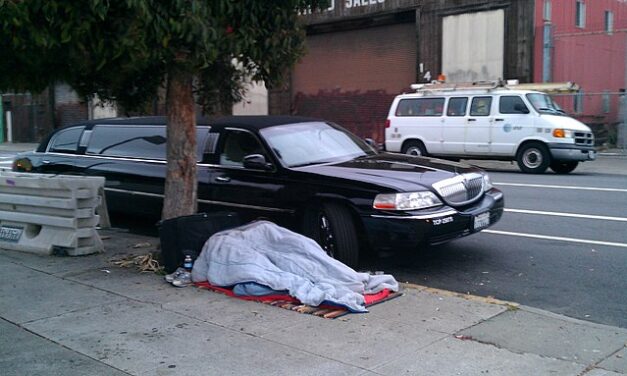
(13, 116), (504, 267)
(385, 80), (596, 174)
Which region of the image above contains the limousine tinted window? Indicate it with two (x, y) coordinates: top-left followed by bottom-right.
(49, 126), (84, 153)
(86, 125), (167, 160)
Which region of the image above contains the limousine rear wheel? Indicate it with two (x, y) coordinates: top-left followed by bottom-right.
(303, 202), (359, 267)
(516, 142), (550, 174)
(402, 140), (427, 157)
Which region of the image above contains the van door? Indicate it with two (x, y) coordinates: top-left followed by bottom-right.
(464, 96), (493, 154)
(492, 95), (530, 155)
(441, 97), (468, 154)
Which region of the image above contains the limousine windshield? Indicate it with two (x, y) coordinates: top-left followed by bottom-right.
(260, 122), (376, 168)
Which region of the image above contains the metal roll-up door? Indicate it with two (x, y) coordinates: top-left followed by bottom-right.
(292, 22), (416, 142)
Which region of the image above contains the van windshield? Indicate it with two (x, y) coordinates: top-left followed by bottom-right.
(526, 93), (566, 115)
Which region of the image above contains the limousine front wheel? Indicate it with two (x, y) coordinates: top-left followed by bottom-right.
(304, 202), (359, 267)
(517, 142), (550, 174)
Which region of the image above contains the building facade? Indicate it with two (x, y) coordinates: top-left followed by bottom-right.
(270, 0), (535, 143)
(534, 0), (627, 145)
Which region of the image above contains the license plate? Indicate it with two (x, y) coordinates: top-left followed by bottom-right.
(0, 226), (23, 242)
(473, 212), (490, 231)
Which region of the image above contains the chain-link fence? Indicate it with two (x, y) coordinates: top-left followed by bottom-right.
(551, 92), (626, 148)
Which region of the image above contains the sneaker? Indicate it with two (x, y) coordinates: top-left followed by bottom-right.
(165, 267), (187, 283)
(171, 271), (192, 288)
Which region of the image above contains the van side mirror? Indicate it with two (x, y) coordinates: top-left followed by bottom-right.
(514, 104), (530, 114)
(243, 154), (273, 170)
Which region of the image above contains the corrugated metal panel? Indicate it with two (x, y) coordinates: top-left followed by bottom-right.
(293, 23), (416, 93)
(292, 22), (416, 141)
(442, 9), (505, 82)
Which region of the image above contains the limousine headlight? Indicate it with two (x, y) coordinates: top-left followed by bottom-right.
(373, 191), (442, 211)
(552, 128), (574, 138)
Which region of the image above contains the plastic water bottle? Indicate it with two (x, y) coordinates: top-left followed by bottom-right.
(183, 255), (193, 272)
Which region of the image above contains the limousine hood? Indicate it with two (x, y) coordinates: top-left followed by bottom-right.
(295, 153), (480, 192)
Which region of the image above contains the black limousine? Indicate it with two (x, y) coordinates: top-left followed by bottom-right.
(13, 116), (504, 266)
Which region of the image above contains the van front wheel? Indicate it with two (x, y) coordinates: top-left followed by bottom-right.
(516, 143), (550, 174)
(550, 161), (578, 174)
(402, 141), (427, 157)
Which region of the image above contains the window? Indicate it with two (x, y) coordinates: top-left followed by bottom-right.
(602, 91), (610, 113)
(499, 96), (529, 114)
(576, 1), (585, 28)
(396, 98), (445, 117)
(446, 97), (468, 117)
(48, 127), (84, 154)
(219, 130), (266, 167)
(605, 11), (614, 34)
(543, 0), (551, 21)
(470, 97), (492, 116)
(86, 125), (167, 160)
(574, 91), (584, 114)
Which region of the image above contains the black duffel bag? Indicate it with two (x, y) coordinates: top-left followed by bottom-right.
(158, 212), (241, 273)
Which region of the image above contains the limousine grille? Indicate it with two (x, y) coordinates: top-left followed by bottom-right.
(432, 173), (484, 206)
(574, 131), (594, 146)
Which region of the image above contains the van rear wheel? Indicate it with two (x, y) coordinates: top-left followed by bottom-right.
(550, 161), (578, 174)
(516, 143), (550, 174)
(402, 141), (427, 157)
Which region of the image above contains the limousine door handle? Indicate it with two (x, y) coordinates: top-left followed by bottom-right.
(215, 176), (231, 182)
(494, 118), (505, 122)
(467, 118), (477, 122)
(41, 160), (52, 165)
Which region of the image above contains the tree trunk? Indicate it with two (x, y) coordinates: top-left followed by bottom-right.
(162, 66), (197, 220)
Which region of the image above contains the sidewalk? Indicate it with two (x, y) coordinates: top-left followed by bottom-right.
(1, 228), (625, 376)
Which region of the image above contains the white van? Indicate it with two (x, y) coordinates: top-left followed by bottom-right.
(384, 81), (596, 174)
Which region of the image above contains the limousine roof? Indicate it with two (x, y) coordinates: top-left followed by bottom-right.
(38, 116), (322, 153)
(68, 115), (320, 130)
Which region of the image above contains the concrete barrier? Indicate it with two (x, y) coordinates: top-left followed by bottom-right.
(0, 171), (107, 256)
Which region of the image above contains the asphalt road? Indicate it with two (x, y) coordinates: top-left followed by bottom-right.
(5, 144), (623, 328)
(365, 155), (627, 329)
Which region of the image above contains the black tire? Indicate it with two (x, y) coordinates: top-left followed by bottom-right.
(550, 161), (578, 174)
(516, 143), (550, 174)
(303, 202), (359, 267)
(401, 140), (428, 157)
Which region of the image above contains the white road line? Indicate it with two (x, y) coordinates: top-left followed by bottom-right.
(505, 208), (627, 222)
(494, 182), (627, 193)
(482, 230), (627, 248)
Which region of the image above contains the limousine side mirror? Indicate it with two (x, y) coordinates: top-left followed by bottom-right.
(514, 104), (530, 114)
(364, 138), (381, 151)
(243, 154), (273, 171)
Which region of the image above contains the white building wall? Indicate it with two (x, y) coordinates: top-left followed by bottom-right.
(233, 81), (268, 115)
(442, 9), (505, 82)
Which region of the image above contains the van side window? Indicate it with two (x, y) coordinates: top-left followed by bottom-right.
(48, 127), (84, 154)
(499, 96), (529, 114)
(470, 97), (492, 116)
(396, 98), (445, 117)
(86, 125), (167, 160)
(446, 97), (468, 117)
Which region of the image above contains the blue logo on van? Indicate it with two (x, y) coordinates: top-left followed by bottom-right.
(503, 123), (512, 133)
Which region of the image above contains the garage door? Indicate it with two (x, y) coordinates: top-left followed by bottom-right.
(292, 22), (416, 142)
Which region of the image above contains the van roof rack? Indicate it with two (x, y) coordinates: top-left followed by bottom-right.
(409, 80), (579, 94)
(410, 80), (505, 93)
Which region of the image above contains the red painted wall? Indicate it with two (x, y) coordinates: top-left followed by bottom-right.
(534, 0), (627, 125)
